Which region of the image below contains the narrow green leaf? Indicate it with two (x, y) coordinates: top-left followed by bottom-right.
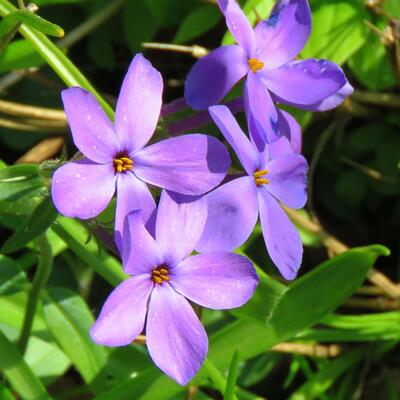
(174, 5), (221, 44)
(0, 9), (64, 38)
(289, 347), (366, 400)
(52, 216), (127, 286)
(0, 0), (113, 118)
(0, 330), (51, 400)
(0, 384), (14, 400)
(43, 287), (108, 391)
(0, 255), (27, 295)
(0, 164), (45, 201)
(0, 39), (42, 73)
(224, 350), (240, 400)
(208, 245), (389, 367)
(2, 196), (58, 254)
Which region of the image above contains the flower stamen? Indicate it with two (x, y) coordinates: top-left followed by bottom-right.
(254, 169), (269, 186)
(113, 156), (133, 173)
(151, 266), (170, 285)
(248, 58), (264, 73)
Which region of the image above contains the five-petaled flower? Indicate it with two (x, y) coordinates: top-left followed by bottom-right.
(196, 105), (308, 280)
(51, 53), (231, 247)
(185, 0), (353, 143)
(90, 190), (259, 385)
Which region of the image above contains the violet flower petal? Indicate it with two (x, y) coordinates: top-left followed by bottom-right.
(291, 81), (354, 111)
(209, 105), (258, 175)
(254, 0), (311, 69)
(260, 59), (347, 106)
(277, 109), (302, 153)
(244, 72), (280, 144)
(156, 191), (207, 266)
(133, 134), (231, 195)
(121, 210), (162, 275)
(90, 275), (153, 346)
(265, 152), (308, 209)
(218, 0), (256, 56)
(114, 53), (163, 152)
(196, 176), (258, 252)
(146, 284), (208, 385)
(258, 189), (302, 280)
(172, 252), (259, 309)
(61, 87), (119, 163)
(51, 159), (116, 219)
(115, 172), (156, 250)
(185, 45), (248, 110)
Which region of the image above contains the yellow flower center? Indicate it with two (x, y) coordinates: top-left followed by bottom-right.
(113, 155), (133, 173)
(248, 58), (264, 73)
(151, 266), (170, 285)
(254, 169), (269, 186)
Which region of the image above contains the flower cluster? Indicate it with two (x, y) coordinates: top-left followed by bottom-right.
(51, 0), (352, 385)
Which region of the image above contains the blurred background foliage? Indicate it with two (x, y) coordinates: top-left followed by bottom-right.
(0, 0), (399, 399)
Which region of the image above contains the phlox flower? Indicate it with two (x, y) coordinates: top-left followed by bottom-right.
(90, 190), (259, 385)
(51, 54), (231, 245)
(196, 105), (308, 280)
(185, 0), (353, 143)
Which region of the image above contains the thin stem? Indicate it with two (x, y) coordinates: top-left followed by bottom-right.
(160, 97), (188, 118)
(352, 90), (400, 107)
(18, 234), (53, 353)
(57, 0), (126, 49)
(0, 116), (66, 132)
(168, 97), (243, 135)
(0, 99), (66, 120)
(283, 206), (400, 299)
(271, 342), (342, 358)
(142, 42), (208, 58)
(202, 358), (239, 400)
(17, 136), (64, 164)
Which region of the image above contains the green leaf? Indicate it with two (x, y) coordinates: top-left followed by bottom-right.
(383, 0), (400, 18)
(52, 216), (127, 286)
(144, 0), (196, 28)
(0, 330), (51, 400)
(224, 350), (240, 400)
(208, 245), (389, 367)
(288, 346), (366, 400)
(348, 28), (396, 90)
(0, 255), (27, 295)
(299, 311), (400, 342)
(0, 39), (42, 73)
(2, 196), (58, 254)
(43, 287), (108, 391)
(123, 0), (159, 53)
(0, 9), (64, 38)
(301, 0), (369, 65)
(0, 384), (14, 400)
(0, 0), (114, 118)
(0, 164), (45, 202)
(174, 5), (221, 44)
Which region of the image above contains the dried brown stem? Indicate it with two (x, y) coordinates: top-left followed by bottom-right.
(0, 99), (66, 121)
(142, 42), (209, 58)
(0, 116), (66, 132)
(344, 297), (400, 311)
(17, 137), (64, 164)
(271, 342), (342, 358)
(283, 207), (400, 299)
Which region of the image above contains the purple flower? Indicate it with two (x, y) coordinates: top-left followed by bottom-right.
(90, 190), (258, 385)
(51, 54), (231, 245)
(185, 0), (353, 143)
(196, 105), (308, 280)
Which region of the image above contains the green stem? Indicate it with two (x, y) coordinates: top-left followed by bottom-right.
(18, 234), (53, 354)
(0, 0), (114, 118)
(202, 358), (239, 400)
